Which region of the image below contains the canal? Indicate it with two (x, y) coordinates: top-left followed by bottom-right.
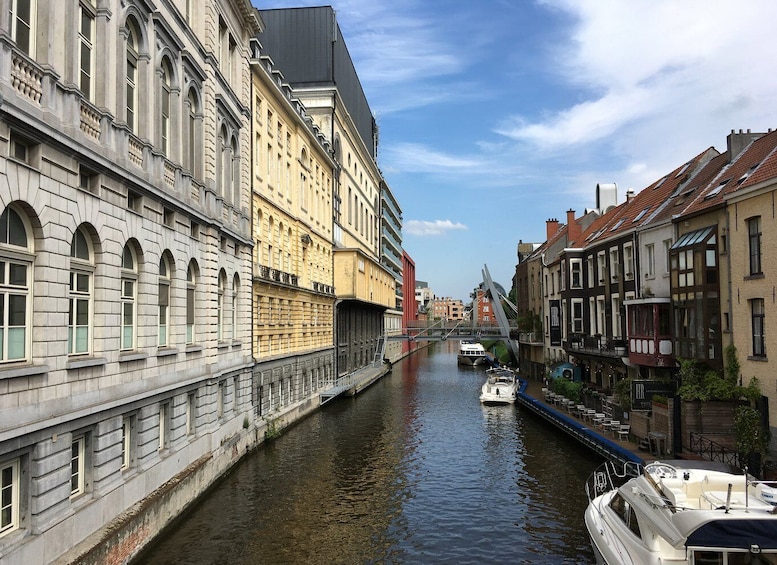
(133, 343), (602, 564)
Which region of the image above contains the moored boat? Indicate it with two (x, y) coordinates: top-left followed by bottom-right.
(458, 341), (488, 366)
(479, 368), (518, 405)
(584, 459), (777, 565)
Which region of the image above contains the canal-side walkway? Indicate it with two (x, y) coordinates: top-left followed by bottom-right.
(517, 377), (654, 466)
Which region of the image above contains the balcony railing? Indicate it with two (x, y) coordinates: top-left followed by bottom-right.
(254, 264), (299, 288)
(567, 334), (628, 357)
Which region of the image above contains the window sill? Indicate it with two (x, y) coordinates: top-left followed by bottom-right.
(0, 362), (50, 380)
(744, 273), (765, 281)
(66, 356), (107, 370)
(217, 341), (230, 350)
(185, 344), (204, 354)
(119, 351), (148, 363)
(747, 355), (768, 362)
(156, 347), (178, 358)
(231, 340), (242, 348)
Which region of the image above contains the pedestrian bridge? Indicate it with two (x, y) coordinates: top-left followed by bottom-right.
(387, 319), (518, 342)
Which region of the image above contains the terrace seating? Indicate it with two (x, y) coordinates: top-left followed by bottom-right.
(617, 424), (631, 441)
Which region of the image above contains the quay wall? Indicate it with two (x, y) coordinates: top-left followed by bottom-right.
(515, 380), (643, 466)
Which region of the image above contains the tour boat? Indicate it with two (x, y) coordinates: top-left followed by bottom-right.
(458, 341), (488, 366)
(479, 368), (518, 405)
(584, 460), (777, 565)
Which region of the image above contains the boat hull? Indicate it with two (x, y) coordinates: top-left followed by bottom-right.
(458, 354), (488, 366)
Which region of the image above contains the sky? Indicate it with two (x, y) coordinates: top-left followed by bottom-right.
(257, 0), (777, 302)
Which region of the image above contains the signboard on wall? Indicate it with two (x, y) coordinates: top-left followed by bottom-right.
(631, 380), (676, 410)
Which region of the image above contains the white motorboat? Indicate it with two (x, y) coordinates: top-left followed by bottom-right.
(584, 460), (777, 565)
(479, 368), (518, 405)
(458, 341), (488, 366)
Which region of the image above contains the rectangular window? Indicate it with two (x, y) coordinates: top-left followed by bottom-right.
(0, 459), (20, 536)
(121, 415), (135, 470)
(79, 3), (95, 100)
(597, 252), (606, 284)
(10, 0), (34, 56)
(217, 382), (224, 418)
(663, 239), (672, 274)
(612, 295), (622, 338)
(68, 270), (90, 354)
(158, 403), (169, 451)
(571, 299), (584, 333)
(0, 259), (29, 362)
(71, 436), (86, 498)
(623, 244), (634, 279)
(748, 216), (762, 275)
(646, 243), (655, 277)
(570, 259), (582, 289)
(610, 248), (620, 281)
(586, 257), (594, 288)
(187, 392), (196, 436)
(751, 298), (765, 357)
(121, 278), (135, 350)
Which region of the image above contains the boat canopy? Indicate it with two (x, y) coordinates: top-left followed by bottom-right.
(686, 519), (777, 550)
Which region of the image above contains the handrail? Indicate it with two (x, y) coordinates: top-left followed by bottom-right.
(689, 432), (741, 468)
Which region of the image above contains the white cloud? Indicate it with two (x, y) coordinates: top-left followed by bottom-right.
(383, 143), (484, 173)
(501, 0), (777, 155)
(404, 219), (468, 236)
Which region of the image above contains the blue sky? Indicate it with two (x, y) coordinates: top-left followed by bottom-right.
(257, 0), (777, 302)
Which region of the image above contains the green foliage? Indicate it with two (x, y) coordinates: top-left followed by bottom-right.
(551, 378), (582, 403)
(264, 417), (281, 440)
(613, 377), (632, 411)
(734, 405), (769, 458)
(652, 395), (668, 406)
(724, 344), (740, 386)
(677, 357), (760, 403)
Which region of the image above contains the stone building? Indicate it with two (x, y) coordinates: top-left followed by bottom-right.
(249, 46), (338, 432)
(0, 1), (262, 562)
(258, 7), (397, 376)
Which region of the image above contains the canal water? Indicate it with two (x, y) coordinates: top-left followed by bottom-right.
(134, 343), (602, 564)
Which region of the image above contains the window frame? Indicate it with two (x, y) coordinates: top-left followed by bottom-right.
(186, 262), (196, 344)
(751, 298), (766, 358)
(747, 216), (762, 276)
(70, 435), (87, 499)
(68, 227), (93, 356)
(120, 244), (137, 351)
(0, 459), (20, 536)
(10, 0), (35, 56)
(158, 255), (170, 347)
(0, 206), (32, 364)
(78, 1), (96, 100)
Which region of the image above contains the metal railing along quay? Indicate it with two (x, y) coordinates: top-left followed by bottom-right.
(515, 379), (643, 467)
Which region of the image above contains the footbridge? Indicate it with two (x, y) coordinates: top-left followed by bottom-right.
(389, 265), (521, 361)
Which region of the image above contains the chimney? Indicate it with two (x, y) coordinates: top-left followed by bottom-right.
(626, 188), (635, 202)
(546, 218), (560, 240)
(727, 129), (764, 162)
(566, 209), (581, 244)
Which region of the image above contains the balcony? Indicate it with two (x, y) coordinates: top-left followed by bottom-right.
(254, 264), (299, 288)
(567, 333), (628, 358)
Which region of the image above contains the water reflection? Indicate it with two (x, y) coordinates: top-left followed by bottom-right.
(134, 344), (600, 564)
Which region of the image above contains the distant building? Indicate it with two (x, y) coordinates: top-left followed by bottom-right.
(430, 297), (465, 321)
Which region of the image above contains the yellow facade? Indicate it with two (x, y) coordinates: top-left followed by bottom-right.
(726, 184), (777, 444)
(250, 62), (336, 360)
(333, 249), (396, 308)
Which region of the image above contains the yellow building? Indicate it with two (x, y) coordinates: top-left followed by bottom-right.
(250, 54), (337, 422)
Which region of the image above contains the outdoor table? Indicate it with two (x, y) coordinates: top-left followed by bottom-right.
(648, 432), (667, 456)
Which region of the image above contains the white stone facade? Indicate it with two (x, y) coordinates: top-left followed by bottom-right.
(0, 1), (262, 562)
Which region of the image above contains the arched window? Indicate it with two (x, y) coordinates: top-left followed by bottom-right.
(125, 17), (141, 133)
(0, 205), (32, 362)
(217, 270), (226, 341)
(160, 57), (172, 156)
(121, 243), (138, 351)
(186, 261), (196, 344)
(158, 254), (171, 346)
(217, 124), (228, 197)
(186, 87), (201, 177)
(231, 274), (239, 341)
(69, 227), (93, 355)
(231, 135), (240, 205)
